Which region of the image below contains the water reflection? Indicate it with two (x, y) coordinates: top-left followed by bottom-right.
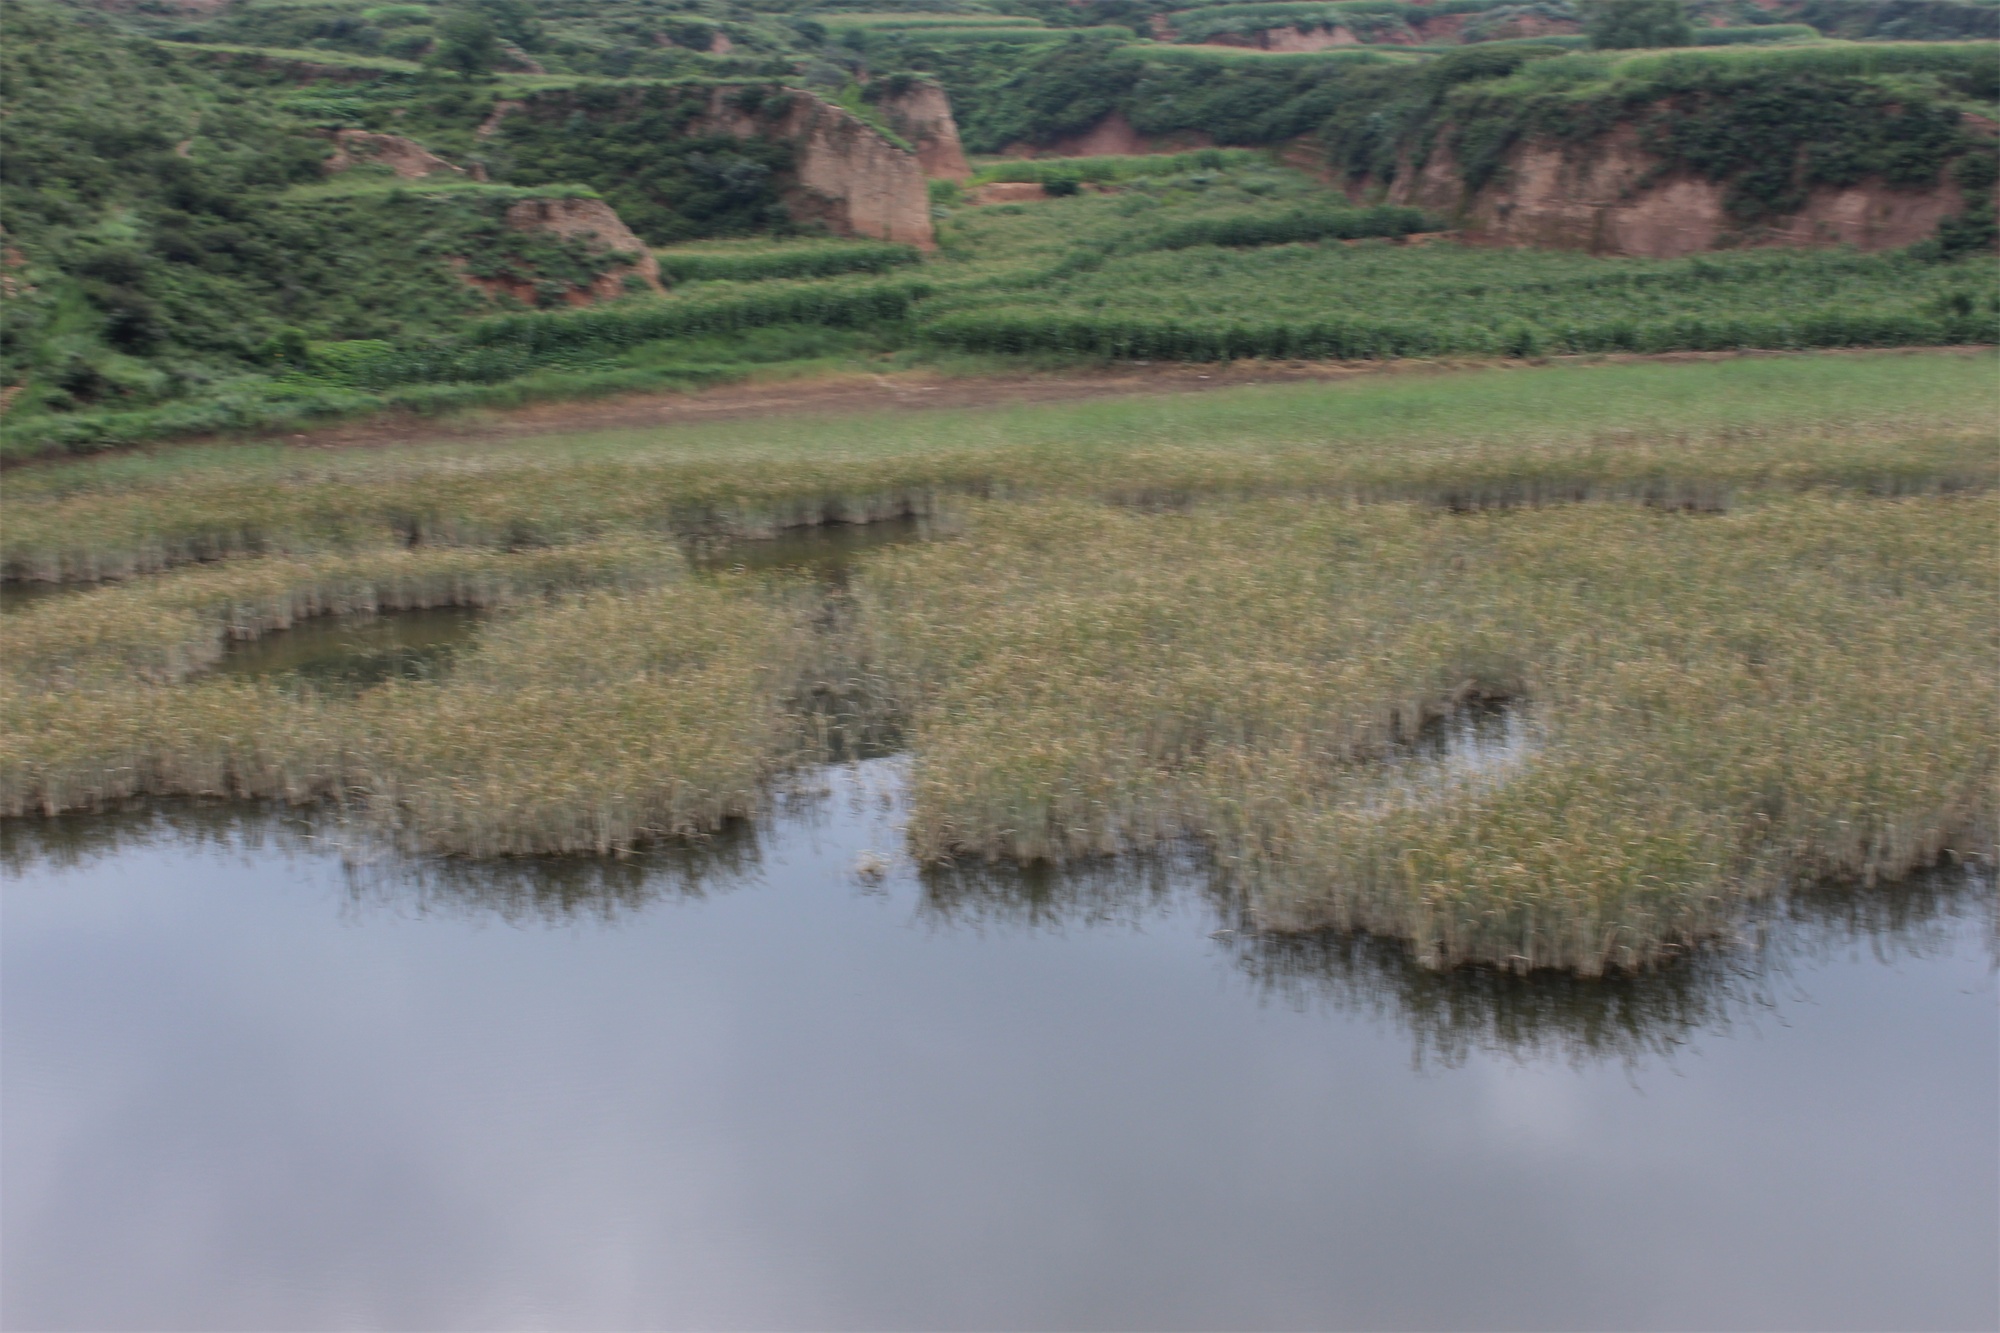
(217, 606), (486, 690)
(917, 853), (1196, 933)
(0, 580), (73, 614)
(0, 800), (320, 876)
(5, 772), (1988, 1075)
(339, 820), (764, 925)
(6, 767), (1994, 1330)
(685, 515), (932, 582)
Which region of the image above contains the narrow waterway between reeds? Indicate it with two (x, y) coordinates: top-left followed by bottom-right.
(3, 756), (1994, 1333)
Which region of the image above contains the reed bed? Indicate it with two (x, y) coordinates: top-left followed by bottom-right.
(4, 359), (1995, 973)
(3, 540), (681, 682)
(5, 357), (1994, 582)
(1, 542), (814, 855)
(854, 493), (1997, 974)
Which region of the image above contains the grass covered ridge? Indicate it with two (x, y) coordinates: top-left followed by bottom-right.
(2, 355), (1995, 973)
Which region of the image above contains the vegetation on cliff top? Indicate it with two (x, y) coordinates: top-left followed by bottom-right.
(9, 140), (1993, 460)
(2, 0), (1994, 457)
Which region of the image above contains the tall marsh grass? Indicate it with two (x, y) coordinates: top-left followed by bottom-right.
(1, 545), (814, 854)
(856, 494), (1997, 973)
(4, 360), (1994, 972)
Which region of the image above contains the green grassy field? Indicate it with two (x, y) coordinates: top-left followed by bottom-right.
(11, 153), (1991, 461)
(3, 353), (1994, 973)
(5, 0), (1993, 459)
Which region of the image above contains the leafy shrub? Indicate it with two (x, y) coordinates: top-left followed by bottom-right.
(655, 242), (922, 283)
(1582, 0), (1696, 48)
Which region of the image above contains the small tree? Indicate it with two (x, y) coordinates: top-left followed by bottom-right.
(1583, 0), (1696, 48)
(430, 9), (500, 78)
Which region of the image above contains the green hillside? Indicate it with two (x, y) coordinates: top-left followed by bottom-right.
(2, 0), (1995, 458)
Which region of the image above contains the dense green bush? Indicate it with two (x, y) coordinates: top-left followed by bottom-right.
(1789, 0), (2000, 41)
(1140, 204), (1432, 248)
(1582, 0), (1696, 48)
(920, 241), (2000, 359)
(655, 242), (922, 283)
(971, 150), (1265, 185)
(1694, 24), (1819, 43)
(494, 85), (798, 242)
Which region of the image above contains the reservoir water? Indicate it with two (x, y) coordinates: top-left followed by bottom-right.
(3, 760), (1995, 1332)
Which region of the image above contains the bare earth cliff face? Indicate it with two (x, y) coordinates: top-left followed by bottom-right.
(1385, 126), (1977, 256)
(697, 91), (935, 248)
(873, 83), (972, 181)
(507, 197), (667, 297)
(322, 130), (464, 181)
(457, 198), (667, 307)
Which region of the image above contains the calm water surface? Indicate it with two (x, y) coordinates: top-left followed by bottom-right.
(216, 606), (486, 690)
(3, 760), (1993, 1333)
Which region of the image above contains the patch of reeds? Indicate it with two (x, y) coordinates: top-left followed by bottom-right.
(0, 541), (817, 855)
(4, 363), (1995, 973)
(2, 540), (681, 683)
(853, 493), (1997, 974)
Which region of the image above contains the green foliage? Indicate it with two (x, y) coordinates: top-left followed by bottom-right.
(919, 239), (1998, 359)
(1167, 0), (1507, 44)
(1693, 23), (1818, 43)
(1139, 203), (1431, 247)
(429, 7), (500, 77)
(4, 0), (1992, 458)
(1787, 0), (1999, 42)
(1633, 79), (1959, 219)
(970, 149), (1263, 184)
(655, 241), (923, 282)
(494, 85), (797, 242)
(859, 34), (1140, 151)
(1582, 0), (1696, 48)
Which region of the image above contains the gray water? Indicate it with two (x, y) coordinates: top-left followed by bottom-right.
(216, 606), (487, 690)
(3, 760), (1994, 1333)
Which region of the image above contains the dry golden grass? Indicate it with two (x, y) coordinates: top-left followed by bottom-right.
(857, 494), (1997, 973)
(5, 357), (1995, 971)
(1, 545), (812, 854)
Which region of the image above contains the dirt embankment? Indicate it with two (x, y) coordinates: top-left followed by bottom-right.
(322, 130), (463, 180)
(695, 91), (935, 248)
(479, 90), (934, 247)
(971, 182), (1049, 204)
(1385, 123), (1984, 256)
(1188, 10), (1571, 47)
(873, 82), (972, 181)
(1203, 23), (1360, 50)
(454, 198), (666, 306)
(509, 197), (665, 297)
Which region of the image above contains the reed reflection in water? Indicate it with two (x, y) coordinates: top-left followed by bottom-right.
(5, 756), (1994, 1332)
(4, 759), (1989, 1073)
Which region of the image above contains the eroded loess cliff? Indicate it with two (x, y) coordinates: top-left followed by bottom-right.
(872, 82), (972, 181)
(455, 197), (667, 307)
(694, 90), (935, 248)
(506, 197), (667, 297)
(1384, 124), (1989, 257)
(322, 131), (464, 181)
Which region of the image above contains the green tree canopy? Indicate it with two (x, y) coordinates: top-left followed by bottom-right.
(1583, 0), (1696, 48)
(431, 8), (500, 78)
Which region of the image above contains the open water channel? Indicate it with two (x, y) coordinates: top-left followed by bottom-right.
(3, 531), (1995, 1330)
